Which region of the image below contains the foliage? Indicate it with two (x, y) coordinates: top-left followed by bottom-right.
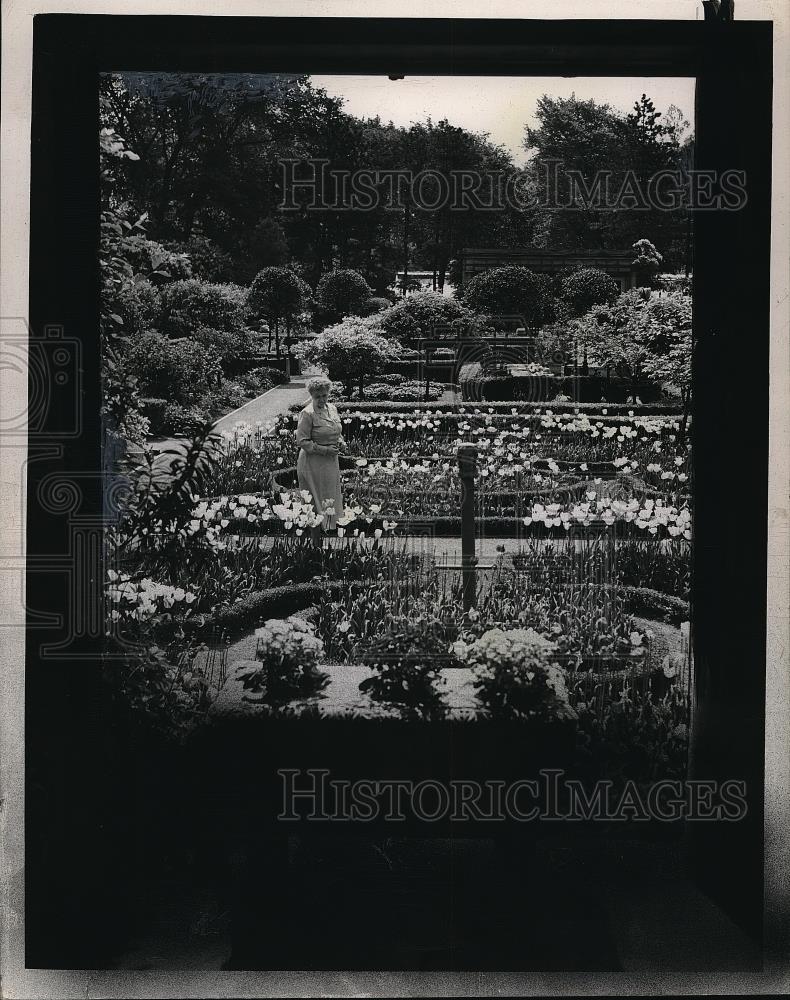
(236, 615), (328, 703)
(248, 266), (309, 356)
(454, 627), (572, 720)
(118, 238), (193, 284)
(246, 364), (288, 386)
(99, 131), (152, 450)
(573, 287), (691, 396)
(115, 277), (161, 336)
(315, 269), (372, 323)
(165, 233), (235, 282)
(359, 621), (450, 720)
(156, 278), (248, 338)
(357, 296), (393, 316)
(459, 266), (554, 327)
(524, 93), (690, 268)
(127, 330), (223, 403)
(334, 377), (444, 403)
(632, 237), (663, 271)
(102, 343), (151, 450)
(559, 267), (620, 318)
(300, 316), (399, 397)
(657, 272), (692, 295)
(573, 681), (689, 787)
(160, 401), (213, 436)
(377, 290), (471, 342)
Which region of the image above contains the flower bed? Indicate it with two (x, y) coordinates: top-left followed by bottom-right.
(223, 408), (691, 498)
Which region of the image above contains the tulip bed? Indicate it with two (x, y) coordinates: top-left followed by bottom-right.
(205, 404), (691, 536)
(107, 398), (692, 785)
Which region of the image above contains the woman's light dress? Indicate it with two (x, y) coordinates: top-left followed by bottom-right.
(295, 401), (345, 529)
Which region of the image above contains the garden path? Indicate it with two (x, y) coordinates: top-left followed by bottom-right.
(144, 368), (317, 454)
(212, 374), (314, 435)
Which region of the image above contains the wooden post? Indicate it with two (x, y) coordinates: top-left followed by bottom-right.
(457, 445), (478, 611)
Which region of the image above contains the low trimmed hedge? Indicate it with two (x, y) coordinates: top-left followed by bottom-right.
(189, 582), (344, 637)
(619, 586), (690, 625)
(186, 580), (687, 641)
(461, 373), (663, 404)
(379, 360), (458, 379)
(287, 400), (683, 416)
(223, 514), (684, 540)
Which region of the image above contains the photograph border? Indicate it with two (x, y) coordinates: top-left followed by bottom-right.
(2, 3), (788, 996)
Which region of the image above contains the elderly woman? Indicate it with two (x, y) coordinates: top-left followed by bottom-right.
(296, 376), (346, 530)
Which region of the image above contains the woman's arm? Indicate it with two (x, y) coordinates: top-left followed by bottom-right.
(330, 405), (347, 450)
(296, 409), (320, 454)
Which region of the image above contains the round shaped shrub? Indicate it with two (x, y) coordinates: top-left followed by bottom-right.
(560, 268), (620, 318)
(378, 290), (470, 342)
(237, 615), (328, 703)
(248, 267), (309, 327)
(315, 269), (372, 322)
(454, 627), (573, 721)
(460, 266), (553, 327)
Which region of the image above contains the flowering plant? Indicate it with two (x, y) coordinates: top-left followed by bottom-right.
(237, 614), (328, 702)
(454, 627), (574, 721)
(359, 620), (451, 720)
(105, 570), (198, 624)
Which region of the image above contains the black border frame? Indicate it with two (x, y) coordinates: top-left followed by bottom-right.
(26, 14), (772, 969)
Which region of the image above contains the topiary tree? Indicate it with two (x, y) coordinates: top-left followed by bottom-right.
(559, 267), (620, 318)
(377, 289), (473, 343)
(315, 269), (372, 324)
(632, 238), (664, 287)
(459, 266), (553, 329)
(300, 316), (398, 398)
(248, 267), (309, 362)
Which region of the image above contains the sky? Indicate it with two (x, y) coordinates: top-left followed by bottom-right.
(311, 76), (695, 167)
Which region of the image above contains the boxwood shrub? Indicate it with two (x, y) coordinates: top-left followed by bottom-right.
(189, 582), (345, 637)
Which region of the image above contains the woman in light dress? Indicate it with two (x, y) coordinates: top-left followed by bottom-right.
(295, 376), (346, 530)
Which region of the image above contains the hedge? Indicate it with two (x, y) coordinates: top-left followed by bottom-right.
(187, 582), (344, 637)
(183, 580), (687, 642)
(460, 373), (663, 404)
(619, 586), (690, 625)
(223, 514), (685, 541)
(379, 360), (458, 379)
(287, 400), (684, 416)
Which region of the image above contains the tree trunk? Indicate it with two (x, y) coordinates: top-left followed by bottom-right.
(680, 389), (691, 443)
(284, 318), (292, 380)
(438, 261), (447, 293)
(402, 202), (410, 297)
(358, 376), (365, 399)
